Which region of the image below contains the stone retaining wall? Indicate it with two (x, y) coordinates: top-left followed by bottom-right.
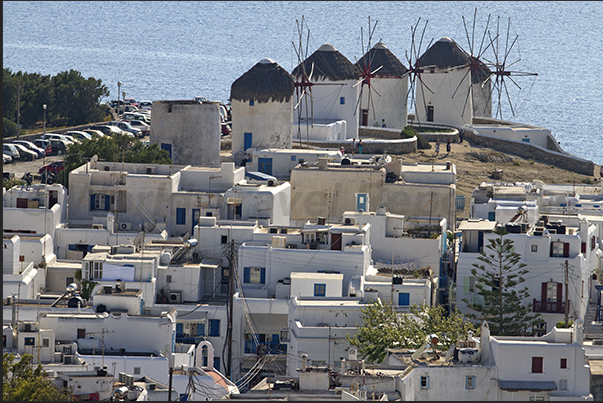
(359, 127), (402, 140)
(465, 129), (594, 176)
(306, 138), (417, 155)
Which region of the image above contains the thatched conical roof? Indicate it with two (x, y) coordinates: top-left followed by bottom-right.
(417, 37), (471, 70)
(292, 44), (361, 81)
(231, 58), (294, 103)
(354, 42), (408, 78)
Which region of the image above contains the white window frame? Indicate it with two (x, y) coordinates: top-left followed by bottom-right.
(94, 194), (106, 210)
(420, 375), (430, 389)
(466, 375), (476, 389)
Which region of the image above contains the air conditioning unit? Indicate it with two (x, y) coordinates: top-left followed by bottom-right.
(344, 217), (356, 225)
(124, 375), (134, 387)
(169, 291), (182, 304)
(280, 328), (290, 342)
(104, 166), (110, 171)
(145, 166), (156, 174)
(120, 222), (131, 231)
(92, 224), (104, 229)
(24, 323), (34, 332)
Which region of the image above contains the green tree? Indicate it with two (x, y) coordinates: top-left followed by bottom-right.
(346, 301), (476, 363)
(51, 69), (109, 126)
(3, 353), (72, 401)
(462, 226), (540, 336)
(57, 135), (171, 188)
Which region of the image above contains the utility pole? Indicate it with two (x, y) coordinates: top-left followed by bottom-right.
(227, 238), (234, 379)
(168, 367), (173, 401)
(565, 260), (569, 327)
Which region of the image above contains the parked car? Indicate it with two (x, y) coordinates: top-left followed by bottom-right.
(83, 129), (105, 138)
(124, 98), (138, 108)
(107, 121), (142, 138)
(127, 120), (150, 136)
(123, 112), (151, 124)
(38, 160), (65, 175)
(88, 124), (128, 137)
(194, 96), (208, 103)
(47, 139), (69, 155)
(64, 131), (92, 141)
(13, 140), (46, 158)
(139, 100), (152, 110)
(3, 143), (21, 160)
(11, 143), (38, 160)
(42, 133), (75, 145)
(3, 154), (13, 164)
(33, 139), (53, 156)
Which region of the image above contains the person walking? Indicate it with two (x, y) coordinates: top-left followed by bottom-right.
(435, 139), (441, 158)
(351, 138), (357, 155)
(446, 138), (452, 154)
(358, 139), (363, 154)
(381, 119), (386, 128)
(459, 128), (465, 143)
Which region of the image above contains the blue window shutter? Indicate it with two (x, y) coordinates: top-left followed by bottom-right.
(291, 155), (296, 161)
(68, 244), (76, 251)
(90, 194), (96, 210)
(398, 292), (410, 306)
(87, 245), (94, 252)
(198, 323), (205, 336)
(213, 357), (220, 371)
(176, 323), (183, 335)
(105, 195), (111, 211)
(426, 376), (430, 389)
(340, 97), (345, 105)
(244, 267), (250, 283)
(260, 268), (266, 284)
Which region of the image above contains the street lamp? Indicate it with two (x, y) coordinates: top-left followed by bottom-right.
(117, 81), (122, 114)
(43, 104), (47, 134)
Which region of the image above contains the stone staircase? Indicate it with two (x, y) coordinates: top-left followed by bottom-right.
(585, 301), (603, 340)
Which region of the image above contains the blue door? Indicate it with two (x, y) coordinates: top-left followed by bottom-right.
(258, 158), (272, 175)
(161, 143), (172, 159)
(356, 193), (368, 212)
(192, 208), (200, 234)
(398, 292), (410, 306)
(244, 132), (252, 151)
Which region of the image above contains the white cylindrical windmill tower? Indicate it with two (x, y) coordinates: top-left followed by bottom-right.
(354, 42), (409, 130)
(415, 37), (473, 127)
(470, 56), (493, 118)
(230, 58), (295, 156)
(292, 44), (361, 140)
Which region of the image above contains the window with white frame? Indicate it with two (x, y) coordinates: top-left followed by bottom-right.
(420, 375), (429, 389)
(89, 261), (103, 280)
(249, 267), (262, 283)
(466, 375), (476, 389)
(546, 282), (558, 302)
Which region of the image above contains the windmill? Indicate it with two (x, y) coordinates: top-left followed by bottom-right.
(404, 18), (437, 127)
(450, 7), (497, 119)
(352, 17), (384, 126)
(353, 17), (409, 130)
(291, 16), (314, 147)
(482, 15), (538, 120)
(291, 17), (359, 144)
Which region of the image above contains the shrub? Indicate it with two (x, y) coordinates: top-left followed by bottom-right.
(3, 117), (19, 138)
(399, 127), (415, 139)
(581, 178), (593, 184)
(416, 134), (431, 150)
(556, 320), (574, 328)
(513, 160), (521, 166)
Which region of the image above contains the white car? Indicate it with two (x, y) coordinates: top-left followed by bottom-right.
(64, 131), (92, 141)
(42, 133), (75, 145)
(3, 153), (13, 164)
(139, 100), (152, 110)
(127, 120), (150, 136)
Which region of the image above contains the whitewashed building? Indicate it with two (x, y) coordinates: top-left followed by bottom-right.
(245, 147), (343, 180)
(150, 100), (221, 166)
(290, 159), (457, 228)
(292, 44), (361, 141)
(354, 42), (409, 129)
(230, 58), (294, 155)
(455, 217), (599, 333)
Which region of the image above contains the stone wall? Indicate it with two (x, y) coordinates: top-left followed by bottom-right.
(359, 127), (402, 140)
(465, 129), (594, 176)
(313, 139), (417, 155)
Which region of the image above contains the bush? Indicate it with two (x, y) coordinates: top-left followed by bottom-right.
(399, 127), (415, 139)
(581, 178), (593, 184)
(556, 320), (573, 328)
(3, 117), (19, 138)
(416, 134), (431, 150)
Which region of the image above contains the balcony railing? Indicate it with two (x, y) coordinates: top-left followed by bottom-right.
(533, 299), (568, 314)
(244, 341), (287, 355)
(176, 336), (205, 345)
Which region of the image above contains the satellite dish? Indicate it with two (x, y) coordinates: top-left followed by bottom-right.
(132, 231), (145, 249)
(444, 344), (455, 362)
(66, 283), (78, 292)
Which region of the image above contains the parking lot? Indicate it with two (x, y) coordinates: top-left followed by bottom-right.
(4, 154), (66, 184)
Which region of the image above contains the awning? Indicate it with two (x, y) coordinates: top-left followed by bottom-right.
(245, 171), (277, 181)
(497, 380), (557, 391)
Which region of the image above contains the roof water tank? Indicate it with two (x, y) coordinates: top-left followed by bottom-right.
(160, 252), (171, 265)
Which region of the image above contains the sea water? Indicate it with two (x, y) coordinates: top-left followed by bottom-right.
(3, 1), (602, 164)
